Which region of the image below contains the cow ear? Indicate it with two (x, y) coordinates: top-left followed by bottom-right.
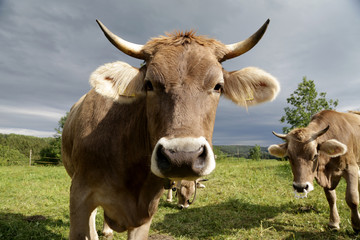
(223, 67), (280, 107)
(268, 143), (287, 158)
(89, 61), (145, 101)
(319, 139), (347, 157)
(196, 182), (206, 188)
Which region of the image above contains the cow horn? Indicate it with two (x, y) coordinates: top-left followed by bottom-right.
(96, 19), (145, 59)
(223, 19), (270, 61)
(198, 178), (209, 182)
(311, 125), (330, 140)
(272, 131), (287, 140)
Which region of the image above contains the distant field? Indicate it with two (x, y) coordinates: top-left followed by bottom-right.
(0, 159), (358, 239)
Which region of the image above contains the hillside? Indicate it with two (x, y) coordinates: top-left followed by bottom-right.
(0, 133), (278, 166)
(0, 134), (53, 165)
(214, 145), (277, 159)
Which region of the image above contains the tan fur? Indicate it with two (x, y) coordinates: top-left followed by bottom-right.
(320, 139), (348, 157)
(269, 110), (360, 232)
(223, 67), (279, 107)
(166, 179), (206, 209)
(89, 61), (144, 102)
(289, 128), (312, 142)
(268, 143), (287, 158)
(349, 110), (360, 115)
(143, 31), (228, 61)
(63, 28), (280, 239)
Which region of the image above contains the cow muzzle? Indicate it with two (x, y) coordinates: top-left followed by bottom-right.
(150, 137), (215, 180)
(292, 181), (314, 199)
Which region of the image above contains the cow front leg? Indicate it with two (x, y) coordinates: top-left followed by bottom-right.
(102, 217), (114, 239)
(127, 218), (153, 240)
(344, 167), (360, 232)
(324, 188), (340, 230)
(166, 189), (173, 202)
(89, 208), (98, 239)
(69, 180), (98, 240)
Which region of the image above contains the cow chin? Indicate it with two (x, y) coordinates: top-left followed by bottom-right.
(150, 137), (216, 180)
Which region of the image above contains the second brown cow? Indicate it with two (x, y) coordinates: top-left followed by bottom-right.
(268, 110), (360, 232)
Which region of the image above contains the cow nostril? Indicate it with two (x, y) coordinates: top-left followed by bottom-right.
(193, 146), (207, 169)
(305, 184), (309, 190)
(156, 145), (171, 170)
(198, 146), (206, 159)
(293, 183), (306, 192)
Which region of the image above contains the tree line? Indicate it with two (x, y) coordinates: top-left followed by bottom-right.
(214, 145), (276, 160)
(0, 133), (270, 165)
(0, 134), (53, 166)
(0, 113), (68, 166)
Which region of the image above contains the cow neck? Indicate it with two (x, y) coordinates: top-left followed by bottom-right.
(315, 156), (343, 189)
(115, 97), (166, 208)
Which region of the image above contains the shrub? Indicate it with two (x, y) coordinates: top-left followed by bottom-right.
(0, 145), (28, 166)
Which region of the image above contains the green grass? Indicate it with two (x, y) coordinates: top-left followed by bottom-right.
(0, 166), (69, 239)
(1, 159), (360, 239)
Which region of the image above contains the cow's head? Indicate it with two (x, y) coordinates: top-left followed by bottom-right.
(175, 179), (206, 209)
(268, 126), (347, 198)
(92, 19), (280, 180)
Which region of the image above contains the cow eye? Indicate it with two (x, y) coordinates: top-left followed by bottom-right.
(144, 80), (154, 91)
(213, 83), (223, 93)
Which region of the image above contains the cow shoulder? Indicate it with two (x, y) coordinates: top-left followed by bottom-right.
(89, 61), (145, 102)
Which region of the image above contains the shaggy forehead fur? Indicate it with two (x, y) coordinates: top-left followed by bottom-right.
(180, 180), (194, 189)
(142, 30), (228, 60)
(289, 128), (312, 142)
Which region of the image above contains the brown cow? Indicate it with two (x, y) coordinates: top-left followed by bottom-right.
(62, 19), (279, 240)
(268, 110), (360, 232)
(166, 179), (207, 209)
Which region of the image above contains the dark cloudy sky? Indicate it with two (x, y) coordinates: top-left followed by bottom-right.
(1, 0), (359, 146)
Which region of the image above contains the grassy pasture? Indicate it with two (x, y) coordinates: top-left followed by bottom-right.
(0, 159), (359, 239)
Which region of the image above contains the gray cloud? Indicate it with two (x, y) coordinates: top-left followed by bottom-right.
(1, 0), (359, 146)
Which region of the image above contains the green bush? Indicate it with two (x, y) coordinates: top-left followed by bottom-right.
(39, 137), (62, 165)
(0, 133), (52, 160)
(248, 145), (261, 161)
(0, 145), (28, 166)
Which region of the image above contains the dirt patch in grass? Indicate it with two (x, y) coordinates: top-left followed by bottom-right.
(149, 234), (175, 240)
(24, 215), (47, 222)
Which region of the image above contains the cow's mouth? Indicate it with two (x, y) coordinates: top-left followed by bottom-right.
(294, 190), (309, 199)
(292, 181), (314, 199)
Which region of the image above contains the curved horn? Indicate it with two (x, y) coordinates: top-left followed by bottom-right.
(198, 179), (209, 182)
(272, 131), (287, 140)
(223, 19), (270, 61)
(96, 19), (145, 59)
(311, 125), (330, 140)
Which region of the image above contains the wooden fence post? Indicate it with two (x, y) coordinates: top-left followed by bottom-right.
(29, 149), (32, 166)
